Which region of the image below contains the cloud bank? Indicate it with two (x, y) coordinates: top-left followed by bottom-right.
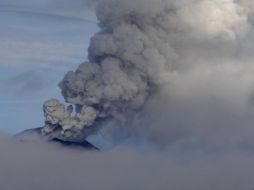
(0, 135), (254, 190)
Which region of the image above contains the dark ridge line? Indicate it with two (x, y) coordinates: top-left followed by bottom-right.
(51, 138), (99, 150)
(15, 127), (100, 151)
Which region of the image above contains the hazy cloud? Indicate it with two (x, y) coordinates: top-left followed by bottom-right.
(0, 0), (96, 21)
(0, 135), (254, 190)
(0, 40), (88, 68)
(7, 71), (46, 95)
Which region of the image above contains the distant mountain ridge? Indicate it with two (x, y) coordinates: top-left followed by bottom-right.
(15, 127), (99, 151)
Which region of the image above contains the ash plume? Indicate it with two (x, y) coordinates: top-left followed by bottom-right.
(42, 0), (254, 144)
(3, 1), (254, 188)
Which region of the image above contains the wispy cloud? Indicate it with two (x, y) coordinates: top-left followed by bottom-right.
(0, 1), (98, 69)
(6, 71), (46, 95)
(0, 40), (87, 68)
(0, 0), (96, 21)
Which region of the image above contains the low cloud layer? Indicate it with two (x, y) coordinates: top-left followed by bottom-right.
(0, 135), (254, 190)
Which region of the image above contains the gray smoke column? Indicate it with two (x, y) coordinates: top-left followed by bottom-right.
(42, 0), (254, 142)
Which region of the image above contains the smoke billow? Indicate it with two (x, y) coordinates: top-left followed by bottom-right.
(42, 0), (254, 149)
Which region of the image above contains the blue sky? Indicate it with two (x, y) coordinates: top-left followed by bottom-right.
(0, 0), (98, 133)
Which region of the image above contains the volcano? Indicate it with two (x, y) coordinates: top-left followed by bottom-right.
(15, 127), (99, 150)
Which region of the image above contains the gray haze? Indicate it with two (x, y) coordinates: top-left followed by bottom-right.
(0, 135), (254, 190)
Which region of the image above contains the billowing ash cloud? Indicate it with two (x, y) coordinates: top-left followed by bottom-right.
(3, 1), (254, 189)
(42, 0), (254, 144)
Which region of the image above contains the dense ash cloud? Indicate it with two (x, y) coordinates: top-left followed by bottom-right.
(41, 0), (254, 149)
